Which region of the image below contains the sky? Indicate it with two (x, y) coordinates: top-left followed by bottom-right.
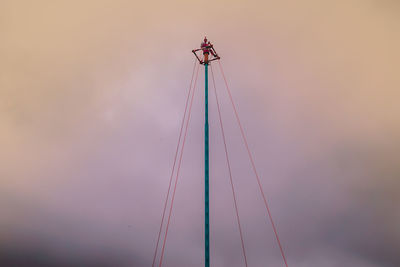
(1, 0), (400, 266)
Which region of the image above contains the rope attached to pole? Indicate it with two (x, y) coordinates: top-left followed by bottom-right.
(152, 59), (198, 267)
(210, 65), (249, 267)
(158, 63), (200, 267)
(217, 61), (289, 267)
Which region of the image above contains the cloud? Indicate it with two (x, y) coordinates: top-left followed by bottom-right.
(1, 0), (399, 266)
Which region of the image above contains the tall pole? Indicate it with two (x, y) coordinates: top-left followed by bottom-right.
(192, 37), (219, 267)
(204, 62), (210, 267)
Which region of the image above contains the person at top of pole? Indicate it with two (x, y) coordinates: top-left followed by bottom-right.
(201, 37), (216, 64)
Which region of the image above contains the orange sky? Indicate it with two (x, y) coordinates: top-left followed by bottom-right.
(1, 1), (400, 266)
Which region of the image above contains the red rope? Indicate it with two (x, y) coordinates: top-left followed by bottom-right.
(158, 63), (200, 267)
(217, 61), (289, 267)
(152, 60), (198, 267)
(210, 65), (248, 267)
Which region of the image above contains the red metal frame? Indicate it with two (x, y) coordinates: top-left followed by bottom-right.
(192, 38), (220, 64)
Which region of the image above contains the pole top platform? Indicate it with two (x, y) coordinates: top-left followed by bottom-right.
(192, 37), (220, 65)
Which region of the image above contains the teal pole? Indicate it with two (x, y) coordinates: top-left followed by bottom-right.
(204, 62), (210, 267)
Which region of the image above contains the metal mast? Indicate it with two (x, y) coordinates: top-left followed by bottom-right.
(204, 59), (210, 267)
(192, 37), (220, 267)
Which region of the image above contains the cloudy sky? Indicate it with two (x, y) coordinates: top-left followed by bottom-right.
(1, 0), (399, 266)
